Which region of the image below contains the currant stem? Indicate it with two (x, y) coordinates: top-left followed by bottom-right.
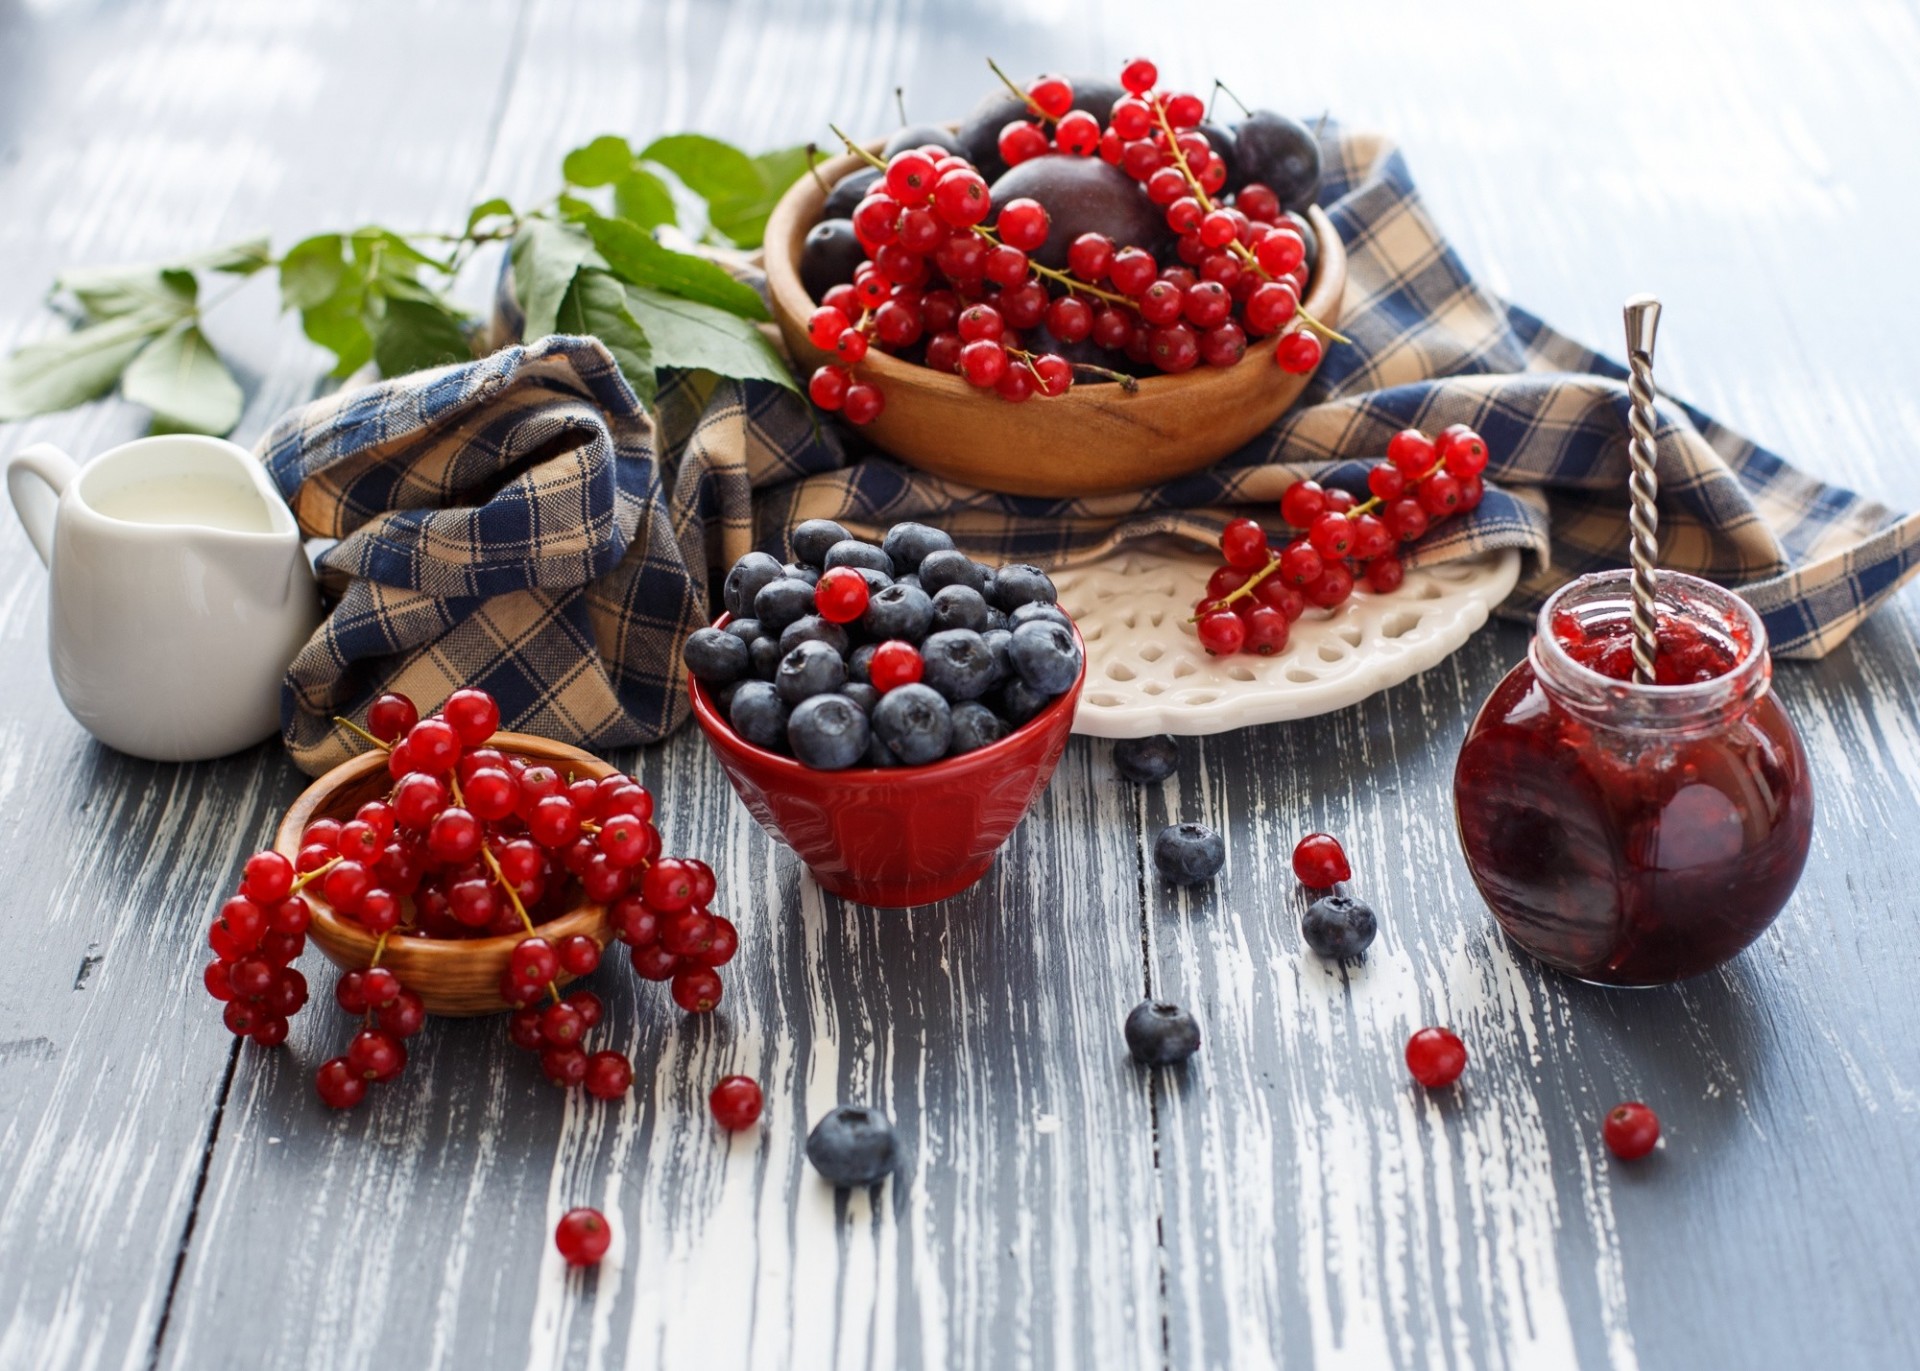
(984, 56), (1048, 121)
(451, 770), (560, 1005)
(334, 716), (391, 752)
(1066, 359), (1141, 392)
(970, 224), (1137, 308)
(289, 855), (343, 893)
(1190, 553), (1284, 621)
(827, 124), (888, 172)
(804, 143), (830, 195)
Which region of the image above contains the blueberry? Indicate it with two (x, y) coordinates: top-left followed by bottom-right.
(854, 566), (893, 595)
(723, 616), (765, 647)
(683, 626), (749, 683)
(1113, 735), (1179, 784)
(929, 584), (990, 634)
(849, 642), (877, 683)
(948, 701), (1010, 755)
(775, 639), (847, 704)
(784, 562), (821, 587)
(872, 682), (953, 764)
(805, 1105), (899, 1186)
(919, 629), (996, 701)
(919, 548), (991, 597)
(840, 681), (880, 713)
(754, 576), (817, 633)
(1154, 822), (1225, 885)
(882, 521), (955, 572)
(862, 732), (900, 767)
(749, 636), (782, 680)
(895, 573), (923, 593)
(1008, 601), (1075, 632)
(992, 563), (1058, 612)
(778, 614), (850, 658)
(1008, 620), (1082, 695)
(860, 583), (933, 642)
(1301, 889), (1378, 961)
(1124, 999), (1202, 1066)
(981, 628), (1014, 688)
(998, 677), (1054, 725)
(710, 679), (744, 716)
(724, 551), (785, 619)
(790, 518), (852, 567)
(729, 680), (789, 750)
(823, 539), (893, 577)
(786, 693), (870, 770)
(983, 606), (1009, 633)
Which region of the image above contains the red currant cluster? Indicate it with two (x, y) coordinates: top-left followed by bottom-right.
(1191, 423), (1491, 656)
(806, 55), (1338, 420)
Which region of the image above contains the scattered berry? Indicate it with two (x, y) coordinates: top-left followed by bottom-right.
(1124, 999), (1202, 1066)
(1301, 888), (1378, 960)
(1112, 735), (1178, 784)
(709, 1075), (764, 1130)
(1603, 1102), (1661, 1160)
(1153, 822), (1225, 886)
(1291, 833), (1352, 888)
(555, 1207), (612, 1266)
(806, 1105), (900, 1187)
(1405, 1028), (1468, 1089)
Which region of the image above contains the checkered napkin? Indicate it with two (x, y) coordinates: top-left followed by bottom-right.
(263, 126), (1920, 773)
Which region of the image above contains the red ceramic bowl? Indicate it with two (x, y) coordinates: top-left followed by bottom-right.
(689, 620), (1086, 908)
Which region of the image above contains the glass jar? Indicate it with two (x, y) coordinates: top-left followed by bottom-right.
(1453, 569), (1813, 985)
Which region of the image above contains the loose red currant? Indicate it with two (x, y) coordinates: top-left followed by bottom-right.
(1276, 329), (1322, 375)
(555, 1208), (612, 1266)
(672, 966), (724, 1014)
(585, 1051), (634, 1100)
(366, 693), (418, 743)
(1405, 1028), (1467, 1089)
(1197, 610), (1246, 656)
(443, 688), (499, 747)
(1279, 480), (1327, 529)
(709, 1075), (764, 1130)
(315, 1057), (366, 1109)
(869, 639), (924, 692)
(1387, 428), (1437, 478)
(1603, 1102), (1661, 1160)
(1291, 833), (1351, 887)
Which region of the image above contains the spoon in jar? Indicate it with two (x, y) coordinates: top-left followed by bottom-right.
(1623, 294), (1663, 685)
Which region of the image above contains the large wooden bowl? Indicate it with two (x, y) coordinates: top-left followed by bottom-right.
(275, 732), (619, 1017)
(763, 143), (1347, 499)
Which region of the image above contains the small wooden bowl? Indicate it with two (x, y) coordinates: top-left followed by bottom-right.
(275, 732), (620, 1017)
(763, 142), (1347, 499)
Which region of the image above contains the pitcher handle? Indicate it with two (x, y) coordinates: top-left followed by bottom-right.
(6, 443), (79, 567)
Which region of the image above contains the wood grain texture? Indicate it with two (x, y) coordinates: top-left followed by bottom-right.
(2, 0), (1919, 1368)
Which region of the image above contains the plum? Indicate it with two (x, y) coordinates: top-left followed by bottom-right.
(987, 156), (1169, 271)
(883, 124), (965, 158)
(822, 166), (881, 220)
(958, 73), (1125, 182)
(800, 219), (863, 301)
(1232, 111), (1321, 211)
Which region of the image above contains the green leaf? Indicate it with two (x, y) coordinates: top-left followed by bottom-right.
(466, 198), (515, 236)
(301, 296), (374, 378)
(623, 285), (795, 392)
(640, 134), (770, 246)
(583, 215), (767, 320)
(751, 144), (813, 203)
(193, 237), (274, 276)
(56, 264), (197, 323)
(611, 168), (676, 231)
(369, 297), (473, 377)
(280, 234), (349, 312)
(557, 269), (655, 406)
(510, 218), (601, 340)
(562, 135), (635, 188)
(120, 320), (244, 435)
(0, 309), (178, 419)
(350, 227), (452, 278)
(555, 194), (598, 223)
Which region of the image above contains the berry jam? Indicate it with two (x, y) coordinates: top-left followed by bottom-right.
(1453, 571), (1812, 985)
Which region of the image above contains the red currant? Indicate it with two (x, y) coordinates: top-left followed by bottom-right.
(241, 851), (294, 904)
(672, 966), (723, 1014)
(1436, 424), (1489, 477)
(555, 1208), (611, 1266)
(557, 934), (602, 976)
(377, 988), (426, 1038)
(869, 640), (924, 692)
(932, 169), (990, 228)
(997, 198), (1049, 251)
(1291, 833), (1351, 887)
(1119, 57), (1158, 94)
(1279, 480), (1327, 529)
(1032, 353), (1072, 397)
(709, 1075), (764, 1130)
(611, 895), (661, 947)
(1405, 1028), (1467, 1089)
(1240, 604), (1290, 655)
(443, 688), (499, 747)
(542, 1044), (589, 1088)
(392, 771), (448, 830)
(808, 365), (850, 411)
(1276, 329), (1322, 375)
(842, 383), (885, 426)
(1416, 473), (1463, 517)
(630, 943), (680, 981)
(1237, 183), (1281, 222)
(997, 119), (1050, 167)
(1365, 556), (1405, 594)
(1107, 247), (1158, 297)
(1603, 1102), (1661, 1160)
(406, 718), (462, 774)
(1308, 511), (1355, 560)
(1196, 610), (1246, 656)
(1279, 541), (1324, 588)
(1305, 563), (1355, 608)
(1199, 321), (1246, 368)
(1219, 518), (1271, 571)
(959, 339), (1008, 388)
(1385, 498), (1430, 542)
(315, 1057), (366, 1109)
(1387, 428), (1437, 478)
(814, 566), (871, 625)
(884, 149), (936, 204)
(585, 1051), (633, 1100)
(347, 1028), (406, 1082)
(427, 807), (482, 864)
(366, 693), (418, 743)
(808, 305), (851, 350)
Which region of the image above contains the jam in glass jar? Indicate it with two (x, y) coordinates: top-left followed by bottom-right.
(1453, 569), (1813, 985)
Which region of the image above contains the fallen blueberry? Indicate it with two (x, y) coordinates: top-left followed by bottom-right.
(683, 627), (748, 683)
(1114, 735), (1179, 784)
(992, 563), (1057, 612)
(948, 701), (1010, 755)
(775, 640), (847, 704)
(873, 682), (953, 764)
(724, 551), (784, 618)
(882, 521), (954, 572)
(919, 629), (996, 701)
(1008, 620), (1082, 695)
(786, 693), (869, 769)
(1124, 999), (1201, 1065)
(729, 681), (788, 750)
(1301, 887), (1378, 960)
(806, 1105), (900, 1187)
(1154, 822), (1225, 885)
(789, 518), (851, 566)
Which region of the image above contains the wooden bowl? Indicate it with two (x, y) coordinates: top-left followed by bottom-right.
(763, 143), (1347, 499)
(274, 732), (620, 1017)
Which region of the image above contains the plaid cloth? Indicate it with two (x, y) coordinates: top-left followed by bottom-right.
(263, 126), (1920, 773)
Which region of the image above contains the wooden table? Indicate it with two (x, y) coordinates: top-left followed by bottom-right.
(3, 3), (1917, 1368)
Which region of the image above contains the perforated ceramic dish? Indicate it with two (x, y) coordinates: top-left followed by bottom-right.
(1053, 542), (1521, 737)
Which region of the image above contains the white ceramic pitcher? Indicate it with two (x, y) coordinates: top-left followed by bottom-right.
(7, 434), (322, 761)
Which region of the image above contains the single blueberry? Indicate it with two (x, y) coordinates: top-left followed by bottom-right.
(784, 562), (821, 587)
(948, 701), (1010, 755)
(882, 521), (955, 573)
(786, 693), (870, 770)
(981, 628), (1014, 688)
(723, 551), (785, 619)
(729, 680), (788, 750)
(778, 614), (851, 658)
(683, 626), (749, 683)
(872, 682), (953, 764)
(895, 573), (923, 593)
(983, 606), (1009, 633)
(1124, 999), (1202, 1066)
(723, 616), (765, 647)
(919, 629), (996, 701)
(1008, 601), (1075, 632)
(1113, 735), (1179, 784)
(919, 548), (991, 596)
(754, 576), (817, 633)
(854, 566), (893, 595)
(840, 681), (880, 713)
(710, 679), (745, 716)
(1153, 822), (1226, 886)
(805, 1105), (899, 1186)
(1301, 889), (1379, 961)
(992, 563), (1058, 612)
(1008, 620), (1082, 695)
(861, 732), (900, 767)
(929, 584), (990, 634)
(775, 639), (848, 704)
(749, 636), (782, 680)
(823, 539), (893, 577)
(978, 568), (998, 608)
(848, 642), (877, 684)
(860, 583), (934, 642)
(790, 518), (852, 567)
(997, 677), (1054, 725)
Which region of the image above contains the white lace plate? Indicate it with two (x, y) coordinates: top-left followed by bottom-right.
(1053, 542), (1522, 737)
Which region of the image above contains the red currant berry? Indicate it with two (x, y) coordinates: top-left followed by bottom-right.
(1197, 209), (1237, 250)
(808, 305), (851, 350)
(386, 738), (416, 780)
(1603, 1102), (1661, 1160)
(833, 328), (870, 364)
(1244, 281), (1298, 335)
(1405, 1028), (1468, 1089)
(1276, 329), (1322, 375)
(1197, 610), (1246, 656)
(250, 1015), (289, 1048)
(212, 896), (266, 959)
(884, 149), (937, 204)
(1183, 280), (1232, 330)
(557, 934), (602, 976)
(873, 299), (922, 349)
(1291, 832), (1351, 887)
(1459, 474), (1485, 511)
(1365, 556), (1406, 594)
(1026, 72), (1073, 118)
(808, 365), (849, 411)
(842, 383), (885, 426)
(1436, 424), (1489, 477)
(1305, 563), (1355, 608)
(585, 1050), (634, 1100)
(956, 303), (1004, 342)
(527, 795), (581, 849)
(510, 937), (559, 987)
(661, 909), (715, 959)
(630, 943), (680, 981)
(995, 365), (1034, 404)
(1199, 321), (1246, 368)
(1045, 295), (1092, 343)
(540, 1001), (585, 1047)
(376, 988), (426, 1038)
(203, 960), (234, 1001)
(925, 331), (962, 374)
(1350, 513), (1394, 561)
(1148, 323), (1199, 374)
(709, 1075), (764, 1130)
(555, 1208), (611, 1266)
(1163, 91), (1204, 128)
(1308, 511), (1356, 560)
(1387, 428), (1437, 478)
(228, 955), (274, 999)
(1237, 182), (1281, 222)
(301, 817), (343, 851)
(566, 988), (604, 1030)
(1144, 165), (1187, 207)
(869, 639), (924, 692)
(1136, 279), (1182, 326)
(1386, 497), (1430, 542)
(997, 119), (1050, 167)
(406, 718), (461, 774)
(542, 1043), (589, 1088)
(672, 966), (724, 1014)
(498, 970), (544, 1009)
(392, 772), (447, 830)
(1254, 228), (1305, 277)
(815, 566), (871, 625)
(959, 339), (1008, 388)
(443, 688), (499, 747)
(321, 860), (372, 916)
(1279, 480), (1327, 529)
(315, 1057), (366, 1109)
(462, 767), (517, 822)
(933, 230), (988, 281)
(932, 169), (990, 228)
(366, 693), (418, 743)
(348, 1028), (406, 1082)
(996, 280), (1048, 330)
(1107, 247), (1158, 296)
(1032, 352), (1072, 397)
(1219, 518), (1271, 571)
(612, 896), (661, 947)
(638, 859), (691, 914)
(447, 877), (496, 928)
(697, 916), (739, 967)
(1066, 232), (1113, 281)
(361, 966), (402, 1009)
(1416, 473), (1464, 518)
(426, 807), (482, 865)
(241, 851), (294, 905)
(507, 1006), (545, 1051)
(851, 193), (900, 244)
(1119, 57), (1158, 94)
(1240, 604), (1290, 656)
(1279, 540), (1324, 588)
